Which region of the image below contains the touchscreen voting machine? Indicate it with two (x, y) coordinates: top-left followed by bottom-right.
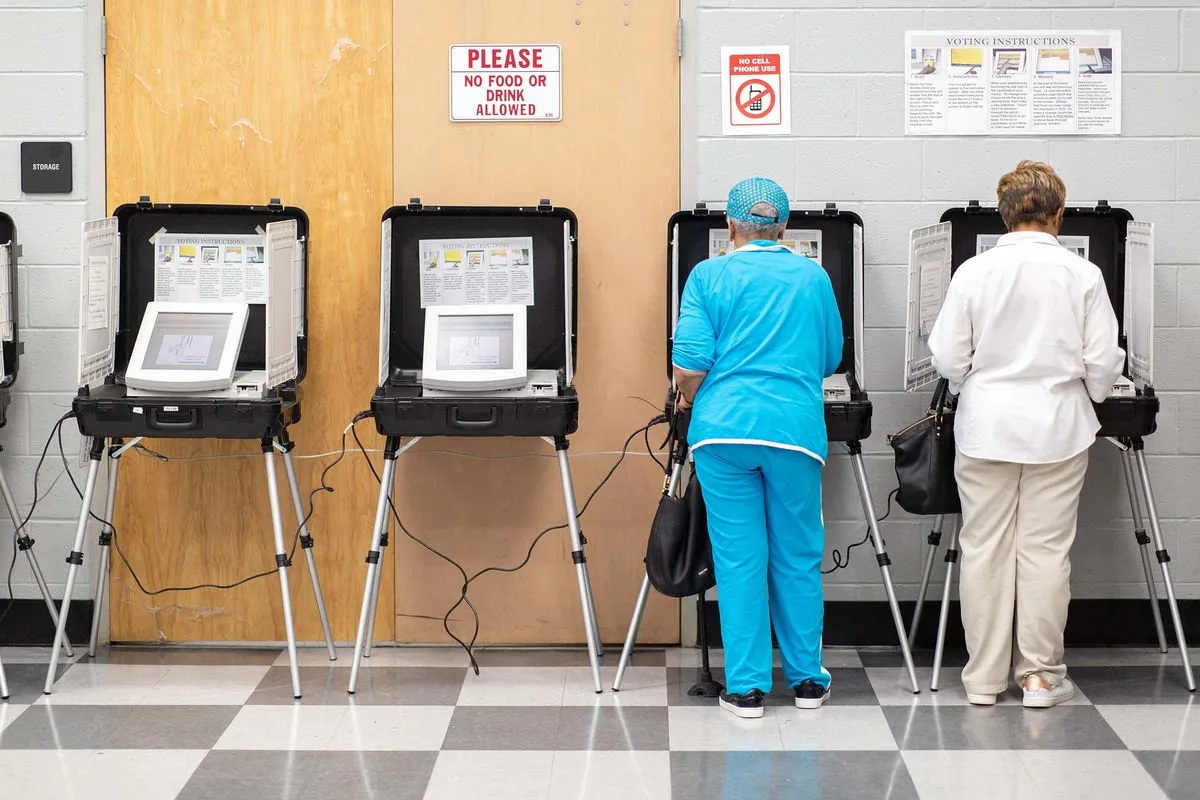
(45, 198), (338, 701)
(350, 200), (602, 696)
(613, 203), (924, 697)
(72, 198), (308, 438)
(904, 203), (1194, 694)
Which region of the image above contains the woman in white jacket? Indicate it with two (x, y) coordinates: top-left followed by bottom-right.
(928, 160), (1126, 708)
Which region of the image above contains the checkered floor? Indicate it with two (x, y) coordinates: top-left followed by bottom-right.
(1, 645), (1198, 799)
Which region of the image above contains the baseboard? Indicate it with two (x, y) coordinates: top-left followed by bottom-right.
(699, 598), (1200, 649)
(0, 599), (93, 646)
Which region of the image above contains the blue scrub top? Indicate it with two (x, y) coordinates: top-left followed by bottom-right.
(672, 242), (843, 462)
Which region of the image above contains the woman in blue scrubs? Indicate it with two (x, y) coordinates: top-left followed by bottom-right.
(673, 177), (843, 719)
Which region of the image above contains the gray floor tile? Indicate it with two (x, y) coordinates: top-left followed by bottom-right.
(0, 704), (240, 750)
(177, 750), (437, 800)
(89, 647), (283, 666)
(665, 667), (876, 706)
(555, 706), (669, 750)
(883, 705), (1127, 750)
(857, 648), (970, 669)
(441, 706), (562, 751)
(670, 751), (919, 799)
(246, 666), (466, 705)
(1071, 666), (1197, 704)
(473, 647), (666, 667)
(1135, 751), (1200, 800)
(0, 662), (75, 704)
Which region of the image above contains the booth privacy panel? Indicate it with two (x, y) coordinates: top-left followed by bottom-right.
(110, 201), (310, 381)
(0, 212), (18, 386)
(78, 217), (120, 389)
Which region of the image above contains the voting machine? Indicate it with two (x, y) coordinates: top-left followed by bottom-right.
(905, 202), (1194, 694)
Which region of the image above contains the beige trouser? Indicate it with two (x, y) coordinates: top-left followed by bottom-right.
(954, 449), (1089, 695)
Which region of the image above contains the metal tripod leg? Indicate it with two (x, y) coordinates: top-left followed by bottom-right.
(1120, 447), (1168, 653)
(348, 439), (400, 694)
(263, 439), (302, 699)
(0, 648), (7, 699)
(362, 525), (388, 659)
(278, 433), (337, 661)
(555, 437), (603, 694)
(0, 465), (72, 657)
(614, 460), (686, 692)
(909, 515), (946, 651)
(1132, 444), (1196, 691)
(931, 523), (961, 692)
(88, 441), (122, 657)
(44, 438), (105, 694)
(848, 446), (919, 693)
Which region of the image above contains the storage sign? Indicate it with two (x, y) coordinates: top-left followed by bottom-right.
(450, 45), (562, 122)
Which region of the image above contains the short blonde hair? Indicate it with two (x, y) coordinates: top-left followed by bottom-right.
(996, 160), (1066, 230)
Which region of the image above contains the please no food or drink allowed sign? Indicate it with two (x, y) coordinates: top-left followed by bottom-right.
(450, 45), (562, 122)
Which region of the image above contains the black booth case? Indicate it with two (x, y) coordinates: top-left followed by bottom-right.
(906, 203), (1157, 439)
(373, 201), (579, 438)
(72, 200), (309, 440)
(667, 204), (872, 443)
(0, 213), (19, 427)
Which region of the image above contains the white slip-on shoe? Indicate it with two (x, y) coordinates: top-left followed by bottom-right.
(966, 693), (997, 706)
(1023, 677), (1076, 709)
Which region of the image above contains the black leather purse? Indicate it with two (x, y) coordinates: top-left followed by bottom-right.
(888, 378), (962, 516)
(645, 413), (717, 599)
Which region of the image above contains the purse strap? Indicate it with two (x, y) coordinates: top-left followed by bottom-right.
(929, 378), (953, 428)
(662, 407), (690, 496)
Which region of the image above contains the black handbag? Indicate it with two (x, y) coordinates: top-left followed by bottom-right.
(888, 378), (962, 516)
(645, 415), (717, 599)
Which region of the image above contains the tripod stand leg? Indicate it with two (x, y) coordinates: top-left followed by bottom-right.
(88, 442), (122, 657)
(931, 523), (960, 692)
(279, 437), (337, 661)
(1132, 445), (1196, 691)
(263, 440), (301, 699)
(688, 589), (723, 697)
(0, 465), (72, 657)
(555, 438), (603, 694)
(581, 562), (603, 658)
(363, 529), (387, 660)
(849, 447), (919, 694)
(909, 515), (945, 651)
(0, 649), (7, 699)
(349, 441), (399, 694)
(44, 438), (105, 694)
(1120, 448), (1168, 653)
(613, 574), (651, 691)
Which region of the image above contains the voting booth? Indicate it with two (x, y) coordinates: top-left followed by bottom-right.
(43, 199), (338, 699)
(612, 203), (922, 695)
(347, 200), (600, 693)
(903, 202), (1193, 693)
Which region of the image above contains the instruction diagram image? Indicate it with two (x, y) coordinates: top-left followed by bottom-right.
(1036, 48), (1072, 75)
(1079, 47), (1113, 74)
(911, 48), (941, 75)
(448, 334), (502, 368)
(993, 49), (1026, 76)
(156, 333), (214, 367)
(950, 48), (983, 76)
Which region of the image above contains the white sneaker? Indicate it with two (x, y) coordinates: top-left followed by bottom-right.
(1023, 677), (1076, 708)
(966, 693), (997, 706)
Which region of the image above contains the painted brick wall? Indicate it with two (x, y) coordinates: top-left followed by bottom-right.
(685, 0), (1200, 603)
(0, 0), (100, 604)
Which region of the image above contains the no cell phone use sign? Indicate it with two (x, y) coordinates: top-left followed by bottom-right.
(721, 46), (791, 136)
(450, 45), (562, 122)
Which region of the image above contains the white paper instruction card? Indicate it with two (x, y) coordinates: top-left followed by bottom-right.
(708, 229), (821, 262)
(904, 31), (1121, 135)
(419, 237), (535, 308)
(154, 233), (267, 304)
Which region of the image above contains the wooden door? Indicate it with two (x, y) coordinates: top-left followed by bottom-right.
(391, 1), (681, 645)
(104, 0), (393, 642)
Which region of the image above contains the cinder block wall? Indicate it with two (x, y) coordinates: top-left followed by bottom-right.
(684, 0), (1200, 603)
(0, 0), (101, 605)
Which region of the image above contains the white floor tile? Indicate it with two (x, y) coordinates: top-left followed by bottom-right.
(1097, 704), (1200, 750)
(327, 705), (453, 751)
(0, 702), (28, 732)
(868, 667), (1091, 707)
(668, 706), (784, 751)
(275, 646), (470, 668)
(455, 666), (566, 706)
(424, 751), (554, 800)
(548, 751), (672, 800)
(39, 663), (269, 705)
(778, 706), (898, 751)
(663, 647), (862, 669)
(1018, 750), (1167, 799)
(565, 667), (667, 706)
(213, 705), (347, 750)
(142, 665), (272, 705)
(903, 750), (1035, 800)
(0, 749), (206, 800)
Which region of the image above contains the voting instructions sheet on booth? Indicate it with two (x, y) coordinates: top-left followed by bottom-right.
(905, 31), (1121, 135)
(419, 237), (535, 308)
(707, 228), (821, 262)
(154, 233), (267, 304)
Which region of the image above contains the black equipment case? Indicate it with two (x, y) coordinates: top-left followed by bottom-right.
(940, 202), (1157, 438)
(72, 198), (309, 440)
(373, 200), (579, 438)
(667, 203), (872, 443)
(0, 213), (20, 428)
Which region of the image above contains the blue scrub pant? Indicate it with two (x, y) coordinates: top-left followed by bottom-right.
(692, 443), (828, 696)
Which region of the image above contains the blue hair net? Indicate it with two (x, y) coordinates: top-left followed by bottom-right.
(727, 177), (790, 225)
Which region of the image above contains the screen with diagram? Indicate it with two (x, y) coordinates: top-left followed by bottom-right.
(434, 314), (516, 372)
(138, 312), (235, 371)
